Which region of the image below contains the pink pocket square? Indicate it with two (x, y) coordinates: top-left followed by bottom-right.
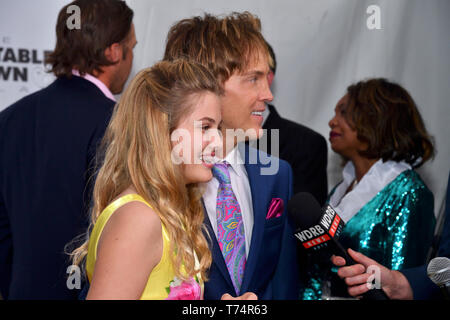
(266, 198), (284, 219)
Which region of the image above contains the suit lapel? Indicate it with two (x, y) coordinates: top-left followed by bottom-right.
(240, 146), (268, 294)
(201, 200), (234, 290)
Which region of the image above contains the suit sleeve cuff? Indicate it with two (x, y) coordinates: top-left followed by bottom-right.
(400, 266), (441, 300)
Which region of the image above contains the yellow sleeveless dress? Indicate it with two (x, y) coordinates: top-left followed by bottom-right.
(85, 193), (203, 300)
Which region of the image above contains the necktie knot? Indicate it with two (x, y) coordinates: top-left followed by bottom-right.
(212, 162), (232, 185)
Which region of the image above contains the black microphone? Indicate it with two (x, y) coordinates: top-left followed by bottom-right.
(288, 192), (389, 300)
(427, 257), (450, 300)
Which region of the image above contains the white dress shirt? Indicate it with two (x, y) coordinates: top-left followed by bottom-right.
(201, 145), (254, 258)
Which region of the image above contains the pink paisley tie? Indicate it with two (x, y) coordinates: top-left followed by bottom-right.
(212, 162), (246, 294)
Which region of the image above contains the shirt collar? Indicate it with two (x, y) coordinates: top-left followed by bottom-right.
(222, 144), (247, 178)
(330, 159), (412, 222)
(72, 69), (116, 102)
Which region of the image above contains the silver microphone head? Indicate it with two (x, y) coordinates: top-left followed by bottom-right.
(427, 257), (450, 286)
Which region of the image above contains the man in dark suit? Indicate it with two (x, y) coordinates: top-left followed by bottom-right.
(0, 0), (135, 299)
(331, 172), (450, 299)
(258, 42), (328, 206)
(164, 12), (299, 299)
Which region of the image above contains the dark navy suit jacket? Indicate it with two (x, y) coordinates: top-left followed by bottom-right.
(262, 104), (328, 206)
(203, 145), (299, 300)
(0, 76), (114, 299)
(401, 172), (450, 299)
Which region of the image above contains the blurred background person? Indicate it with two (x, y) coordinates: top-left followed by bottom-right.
(301, 78), (436, 299)
(70, 60), (224, 300)
(255, 41), (328, 205)
(0, 0), (135, 299)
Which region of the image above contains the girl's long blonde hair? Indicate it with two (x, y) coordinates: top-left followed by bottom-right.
(70, 60), (222, 281)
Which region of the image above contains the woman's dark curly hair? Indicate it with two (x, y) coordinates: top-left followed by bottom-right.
(344, 78), (435, 168)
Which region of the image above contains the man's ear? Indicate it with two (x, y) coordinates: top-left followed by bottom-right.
(267, 70), (274, 87)
(104, 43), (122, 64)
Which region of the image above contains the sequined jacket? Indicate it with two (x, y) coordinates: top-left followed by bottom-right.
(301, 169), (435, 300)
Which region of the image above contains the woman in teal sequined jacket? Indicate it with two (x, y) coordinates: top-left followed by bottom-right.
(301, 78), (436, 300)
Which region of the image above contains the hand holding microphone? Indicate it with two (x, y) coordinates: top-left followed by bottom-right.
(331, 249), (413, 299)
(288, 192), (389, 300)
(332, 252), (450, 300)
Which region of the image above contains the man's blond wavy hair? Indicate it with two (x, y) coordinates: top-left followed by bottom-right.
(164, 11), (270, 85)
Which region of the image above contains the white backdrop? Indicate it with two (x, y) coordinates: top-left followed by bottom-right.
(1, 0), (449, 217)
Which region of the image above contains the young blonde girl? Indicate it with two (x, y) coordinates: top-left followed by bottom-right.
(70, 60), (224, 299)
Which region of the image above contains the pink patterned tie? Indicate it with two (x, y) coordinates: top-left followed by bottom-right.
(212, 162), (246, 294)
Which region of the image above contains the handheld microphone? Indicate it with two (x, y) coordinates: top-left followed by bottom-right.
(427, 257), (450, 300)
(288, 192), (389, 300)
